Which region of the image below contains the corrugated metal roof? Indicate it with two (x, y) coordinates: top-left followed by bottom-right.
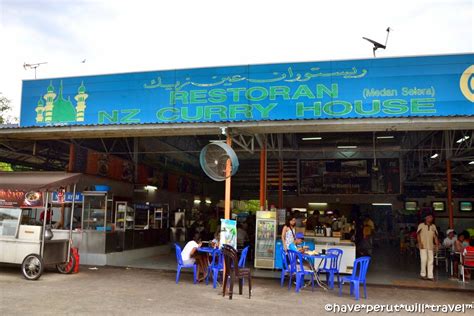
(3, 114), (473, 130)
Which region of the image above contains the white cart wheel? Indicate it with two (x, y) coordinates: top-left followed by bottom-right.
(21, 254), (44, 280)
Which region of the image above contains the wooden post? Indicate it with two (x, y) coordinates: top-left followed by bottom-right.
(68, 143), (75, 172)
(259, 137), (267, 210)
(224, 134), (232, 220)
(446, 159), (454, 229)
(278, 159), (283, 209)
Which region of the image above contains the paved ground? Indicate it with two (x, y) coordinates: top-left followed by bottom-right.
(1, 265), (473, 316)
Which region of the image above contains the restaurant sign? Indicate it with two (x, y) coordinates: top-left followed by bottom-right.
(0, 190), (44, 208)
(51, 192), (83, 203)
(20, 54), (474, 127)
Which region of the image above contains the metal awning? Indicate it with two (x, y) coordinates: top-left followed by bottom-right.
(1, 117), (474, 140)
(0, 172), (82, 191)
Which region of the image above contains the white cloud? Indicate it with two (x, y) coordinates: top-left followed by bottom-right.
(1, 0), (472, 118)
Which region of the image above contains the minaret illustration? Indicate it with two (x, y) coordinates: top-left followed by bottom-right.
(74, 81), (88, 122)
(42, 82), (56, 122)
(35, 98), (44, 122)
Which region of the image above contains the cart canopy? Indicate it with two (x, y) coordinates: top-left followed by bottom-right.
(0, 172), (82, 191)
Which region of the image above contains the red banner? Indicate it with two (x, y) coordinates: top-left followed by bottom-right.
(0, 190), (44, 208)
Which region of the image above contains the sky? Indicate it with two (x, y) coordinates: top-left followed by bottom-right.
(0, 0), (472, 120)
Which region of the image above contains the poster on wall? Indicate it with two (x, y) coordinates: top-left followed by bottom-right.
(0, 190), (43, 208)
(220, 219), (237, 249)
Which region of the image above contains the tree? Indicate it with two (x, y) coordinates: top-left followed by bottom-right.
(0, 93), (16, 124)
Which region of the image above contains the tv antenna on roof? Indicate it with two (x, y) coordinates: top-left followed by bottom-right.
(362, 27), (392, 57)
(23, 62), (48, 79)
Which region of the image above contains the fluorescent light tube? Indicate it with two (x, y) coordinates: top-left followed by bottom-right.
(337, 145), (358, 149)
(456, 136), (470, 143)
(302, 137), (322, 141)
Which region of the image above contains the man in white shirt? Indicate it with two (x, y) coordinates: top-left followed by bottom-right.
(442, 229), (456, 252)
(181, 234), (209, 281)
(181, 233), (202, 265)
(417, 214), (439, 281)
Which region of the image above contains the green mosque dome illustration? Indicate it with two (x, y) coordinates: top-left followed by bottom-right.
(34, 80), (89, 124)
(51, 83), (77, 122)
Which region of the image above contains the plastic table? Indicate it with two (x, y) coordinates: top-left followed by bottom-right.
(197, 247), (217, 254)
(302, 252), (338, 290)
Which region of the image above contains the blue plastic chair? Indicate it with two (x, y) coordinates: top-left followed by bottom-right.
(206, 249), (224, 288)
(288, 250), (314, 292)
(339, 256), (371, 300)
(318, 248), (343, 290)
(279, 246), (292, 287)
(174, 243), (197, 284)
(238, 246), (250, 268)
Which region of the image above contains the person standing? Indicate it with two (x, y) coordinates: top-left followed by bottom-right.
(417, 214), (439, 281)
(281, 216), (296, 252)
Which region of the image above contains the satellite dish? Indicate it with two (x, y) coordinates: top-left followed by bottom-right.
(200, 142), (239, 181)
(363, 27), (392, 57)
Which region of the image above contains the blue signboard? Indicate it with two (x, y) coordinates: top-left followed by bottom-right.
(51, 192), (83, 203)
(20, 54), (474, 127)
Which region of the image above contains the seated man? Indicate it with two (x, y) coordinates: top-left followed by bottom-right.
(181, 233), (208, 281)
(443, 229), (457, 252)
(288, 232), (313, 270)
(288, 232), (306, 253)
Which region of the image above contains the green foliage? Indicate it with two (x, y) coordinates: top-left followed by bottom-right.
(234, 200), (261, 214)
(0, 162), (13, 171)
(0, 93), (13, 124)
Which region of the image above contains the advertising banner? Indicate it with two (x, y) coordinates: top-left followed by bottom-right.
(20, 54), (474, 127)
(0, 190), (43, 208)
(220, 219), (237, 249)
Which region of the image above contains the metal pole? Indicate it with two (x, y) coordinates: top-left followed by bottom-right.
(259, 136), (267, 210)
(278, 159), (283, 209)
(67, 184), (77, 261)
(224, 134), (232, 220)
(446, 159), (454, 229)
(40, 192), (49, 257)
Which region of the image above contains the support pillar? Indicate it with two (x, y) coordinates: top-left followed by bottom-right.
(278, 159), (283, 209)
(68, 143), (75, 172)
(224, 134), (232, 220)
(259, 137), (267, 210)
(446, 159), (454, 229)
(133, 137), (138, 183)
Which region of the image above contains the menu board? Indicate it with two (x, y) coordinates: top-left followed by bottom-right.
(299, 159), (400, 195)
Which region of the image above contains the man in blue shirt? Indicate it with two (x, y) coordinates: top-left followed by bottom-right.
(288, 232), (305, 253)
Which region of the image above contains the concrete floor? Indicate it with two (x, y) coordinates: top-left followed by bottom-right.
(1, 265), (473, 316)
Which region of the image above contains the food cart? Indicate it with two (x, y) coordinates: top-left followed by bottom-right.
(0, 172), (82, 280)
